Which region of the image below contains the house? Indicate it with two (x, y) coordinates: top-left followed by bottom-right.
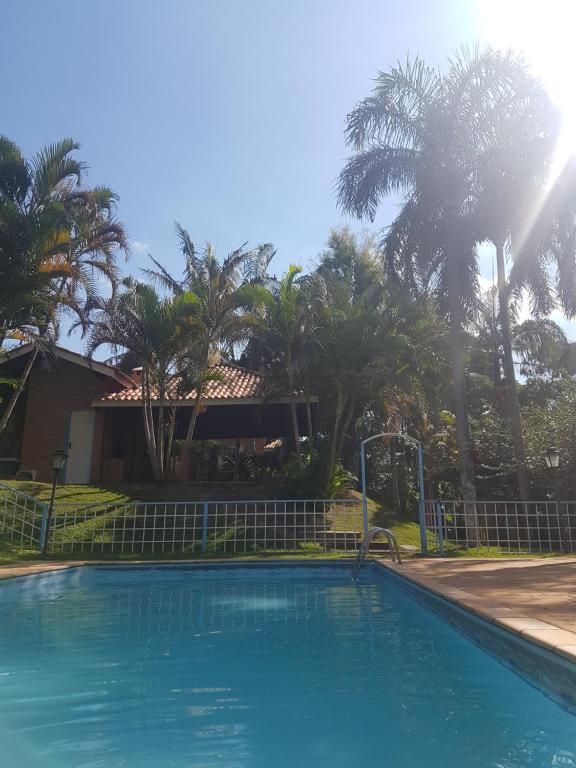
(0, 344), (316, 484)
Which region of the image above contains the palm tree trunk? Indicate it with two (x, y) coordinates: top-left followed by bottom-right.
(289, 396), (303, 467)
(141, 369), (162, 482)
(335, 399), (354, 468)
(326, 388), (345, 485)
(305, 396), (314, 452)
(496, 240), (531, 501)
(157, 402), (166, 480)
(177, 384), (204, 482)
(165, 407), (177, 480)
(0, 346), (38, 435)
(448, 312), (477, 502)
(446, 236), (479, 541)
(286, 349), (303, 468)
(391, 438), (401, 515)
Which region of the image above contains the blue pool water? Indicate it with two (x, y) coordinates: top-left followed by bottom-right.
(0, 564), (575, 767)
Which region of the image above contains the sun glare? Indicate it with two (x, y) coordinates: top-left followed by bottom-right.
(479, 0), (576, 182)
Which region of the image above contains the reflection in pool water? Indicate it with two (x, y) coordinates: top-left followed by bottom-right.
(0, 564), (575, 767)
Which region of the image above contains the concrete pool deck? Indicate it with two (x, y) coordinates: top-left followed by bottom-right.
(2, 556), (576, 664)
(381, 557), (576, 663)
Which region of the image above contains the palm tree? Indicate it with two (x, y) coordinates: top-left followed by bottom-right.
(254, 263), (311, 468)
(144, 225), (273, 480)
(307, 229), (441, 487)
(337, 46), (540, 506)
(0, 136), (128, 434)
(470, 290), (575, 386)
(471, 72), (571, 499)
(87, 281), (201, 483)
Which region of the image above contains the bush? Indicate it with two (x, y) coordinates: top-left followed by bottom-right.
(279, 453), (357, 499)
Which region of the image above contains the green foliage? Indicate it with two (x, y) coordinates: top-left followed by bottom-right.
(338, 45), (576, 503)
(0, 135), (127, 344)
(279, 453), (357, 499)
(222, 448), (256, 481)
(521, 379), (576, 498)
(279, 453), (322, 498)
(324, 462), (357, 498)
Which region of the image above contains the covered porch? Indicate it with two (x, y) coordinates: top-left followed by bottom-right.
(92, 398), (316, 485)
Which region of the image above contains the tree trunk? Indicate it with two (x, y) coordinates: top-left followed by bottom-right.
(289, 396), (303, 467)
(326, 388), (345, 485)
(287, 350), (303, 468)
(157, 402), (165, 480)
(0, 346), (38, 435)
(141, 368), (162, 483)
(177, 385), (204, 482)
(495, 239), (531, 501)
(305, 397), (314, 453)
(335, 399), (354, 470)
(446, 234), (478, 541)
(391, 438), (401, 515)
(448, 253), (476, 502)
(165, 407), (177, 481)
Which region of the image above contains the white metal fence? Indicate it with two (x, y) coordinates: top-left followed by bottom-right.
(6, 481), (576, 558)
(424, 499), (576, 555)
(0, 482), (46, 548)
(43, 498), (365, 555)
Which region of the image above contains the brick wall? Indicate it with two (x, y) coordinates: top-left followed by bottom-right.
(19, 357), (125, 483)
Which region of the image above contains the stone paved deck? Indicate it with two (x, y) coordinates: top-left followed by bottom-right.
(380, 557), (576, 663)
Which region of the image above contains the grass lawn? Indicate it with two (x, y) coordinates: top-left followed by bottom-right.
(0, 480), (132, 508)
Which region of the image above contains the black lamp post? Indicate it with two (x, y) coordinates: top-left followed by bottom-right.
(544, 447), (561, 500)
(42, 448), (68, 555)
(544, 447), (566, 552)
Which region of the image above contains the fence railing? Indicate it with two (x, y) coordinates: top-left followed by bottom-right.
(42, 498), (366, 555)
(424, 499), (576, 555)
(0, 482), (46, 548)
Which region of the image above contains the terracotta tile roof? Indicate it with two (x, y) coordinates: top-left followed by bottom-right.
(2, 343), (136, 387)
(101, 364), (265, 403)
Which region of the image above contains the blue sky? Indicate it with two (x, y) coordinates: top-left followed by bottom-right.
(3, 0), (575, 350)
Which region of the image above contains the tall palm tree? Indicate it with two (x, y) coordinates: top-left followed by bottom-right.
(471, 73), (572, 499)
(337, 46), (540, 506)
(87, 281), (201, 483)
(0, 136), (128, 434)
(255, 263), (311, 468)
(308, 229), (442, 486)
(144, 225), (273, 480)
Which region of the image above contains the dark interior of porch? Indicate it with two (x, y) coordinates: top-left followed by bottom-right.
(98, 401), (314, 485)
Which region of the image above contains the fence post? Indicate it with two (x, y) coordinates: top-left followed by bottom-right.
(417, 443), (428, 555)
(201, 501), (209, 554)
(38, 501), (49, 553)
(435, 502), (445, 556)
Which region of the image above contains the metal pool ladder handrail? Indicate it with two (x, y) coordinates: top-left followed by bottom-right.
(351, 527), (402, 580)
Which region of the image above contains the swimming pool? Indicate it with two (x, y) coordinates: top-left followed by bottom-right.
(0, 563), (574, 767)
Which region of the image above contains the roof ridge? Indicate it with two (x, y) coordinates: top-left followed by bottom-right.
(212, 361), (263, 377)
(2, 342), (135, 387)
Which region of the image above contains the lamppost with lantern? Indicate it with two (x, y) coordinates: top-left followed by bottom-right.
(41, 448), (69, 555)
(544, 446), (561, 498)
(544, 446), (566, 551)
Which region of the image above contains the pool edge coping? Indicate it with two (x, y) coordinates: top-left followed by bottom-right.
(0, 557), (356, 582)
(376, 559), (576, 666)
